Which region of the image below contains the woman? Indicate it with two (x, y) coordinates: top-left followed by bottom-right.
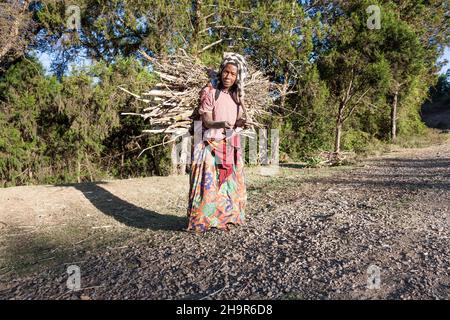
(186, 53), (249, 233)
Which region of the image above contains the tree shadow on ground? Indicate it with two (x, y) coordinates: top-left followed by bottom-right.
(365, 157), (450, 169)
(305, 157), (450, 191)
(279, 163), (308, 169)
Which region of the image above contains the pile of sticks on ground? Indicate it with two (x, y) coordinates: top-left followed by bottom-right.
(318, 151), (353, 166)
(119, 49), (274, 142)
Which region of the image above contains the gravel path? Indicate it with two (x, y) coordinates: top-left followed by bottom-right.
(1, 135), (449, 300)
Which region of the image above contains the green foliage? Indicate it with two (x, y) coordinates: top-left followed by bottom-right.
(0, 55), (170, 186)
(278, 66), (334, 160)
(397, 77), (429, 137)
(431, 71), (450, 101)
(342, 129), (378, 154)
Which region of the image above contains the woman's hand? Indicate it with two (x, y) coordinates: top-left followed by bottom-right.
(234, 118), (247, 128)
(221, 121), (234, 129)
(235, 118), (251, 129)
(202, 113), (234, 130)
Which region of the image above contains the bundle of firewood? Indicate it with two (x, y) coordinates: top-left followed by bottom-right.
(119, 49), (275, 140)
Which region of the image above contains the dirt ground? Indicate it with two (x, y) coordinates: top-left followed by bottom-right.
(0, 130), (449, 300)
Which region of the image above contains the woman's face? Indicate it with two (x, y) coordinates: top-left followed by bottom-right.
(221, 63), (238, 89)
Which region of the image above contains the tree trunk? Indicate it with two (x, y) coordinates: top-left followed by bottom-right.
(0, 1), (31, 64)
(280, 71), (289, 110)
(391, 89), (398, 143)
(121, 152), (125, 178)
(334, 122), (342, 153)
(192, 0), (203, 55)
(85, 152), (93, 182)
(334, 103), (344, 153)
(76, 144), (81, 183)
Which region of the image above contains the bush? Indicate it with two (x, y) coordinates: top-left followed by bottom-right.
(342, 129), (382, 154)
(0, 55), (172, 187)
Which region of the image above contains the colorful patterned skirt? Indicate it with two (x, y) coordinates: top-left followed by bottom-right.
(187, 137), (247, 232)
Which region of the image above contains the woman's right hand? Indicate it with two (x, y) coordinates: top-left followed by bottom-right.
(221, 121), (234, 129)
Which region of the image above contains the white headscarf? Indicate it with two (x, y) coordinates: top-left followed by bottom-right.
(219, 52), (249, 104)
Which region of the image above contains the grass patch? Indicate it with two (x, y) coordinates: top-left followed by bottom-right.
(394, 128), (450, 149)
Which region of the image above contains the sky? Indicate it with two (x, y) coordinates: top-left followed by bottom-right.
(438, 46), (450, 74)
(34, 50), (92, 76)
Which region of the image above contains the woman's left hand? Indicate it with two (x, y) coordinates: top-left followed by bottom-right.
(234, 118), (247, 128)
